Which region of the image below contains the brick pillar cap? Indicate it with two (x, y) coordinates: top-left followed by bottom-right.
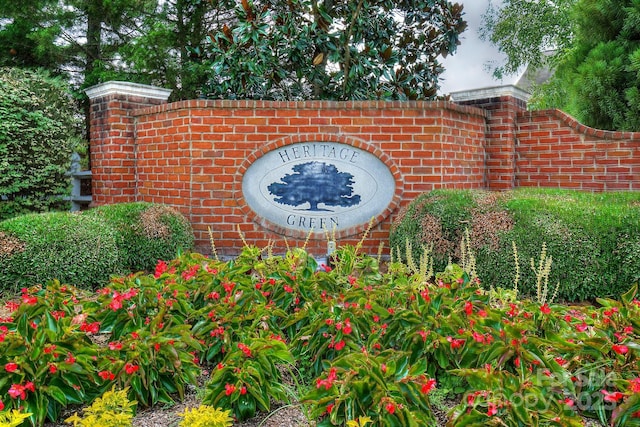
(449, 85), (531, 103)
(85, 81), (172, 101)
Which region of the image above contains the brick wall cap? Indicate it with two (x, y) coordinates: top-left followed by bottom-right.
(132, 99), (488, 119)
(450, 85), (531, 103)
(520, 109), (640, 140)
(85, 81), (172, 101)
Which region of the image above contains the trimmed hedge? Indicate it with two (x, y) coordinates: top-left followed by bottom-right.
(0, 212), (122, 291)
(85, 202), (195, 273)
(390, 188), (640, 302)
(0, 203), (194, 291)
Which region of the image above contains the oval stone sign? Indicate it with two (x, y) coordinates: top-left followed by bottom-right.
(242, 142), (396, 233)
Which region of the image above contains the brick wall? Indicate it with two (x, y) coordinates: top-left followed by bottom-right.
(86, 82), (640, 257)
(132, 99), (487, 256)
(516, 110), (640, 191)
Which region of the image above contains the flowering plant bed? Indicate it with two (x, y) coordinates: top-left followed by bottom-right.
(1, 242), (640, 426)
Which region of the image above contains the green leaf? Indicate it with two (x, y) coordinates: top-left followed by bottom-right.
(45, 385), (68, 405)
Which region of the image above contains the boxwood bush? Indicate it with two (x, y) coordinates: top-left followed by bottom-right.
(0, 202), (194, 292)
(85, 202), (195, 273)
(0, 211), (123, 291)
(390, 188), (640, 302)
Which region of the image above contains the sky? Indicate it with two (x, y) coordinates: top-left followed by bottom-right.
(438, 0), (514, 95)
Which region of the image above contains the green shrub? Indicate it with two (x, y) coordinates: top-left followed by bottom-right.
(0, 211), (123, 291)
(0, 68), (84, 221)
(390, 188), (640, 302)
(0, 203), (194, 292)
(85, 202), (194, 273)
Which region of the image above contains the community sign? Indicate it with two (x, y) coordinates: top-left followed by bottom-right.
(242, 142), (396, 233)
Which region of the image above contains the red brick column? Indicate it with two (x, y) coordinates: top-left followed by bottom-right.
(453, 86), (529, 190)
(85, 82), (171, 205)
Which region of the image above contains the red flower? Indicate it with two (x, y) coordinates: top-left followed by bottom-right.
(576, 322), (588, 332)
(125, 363), (139, 374)
(343, 319), (353, 335)
(464, 301), (473, 315)
(472, 332), (485, 343)
(21, 291), (38, 305)
(5, 362), (18, 373)
(108, 341), (123, 351)
(385, 402), (396, 414)
(334, 340), (346, 351)
(630, 378), (640, 393)
(154, 260), (168, 278)
(238, 343), (252, 357)
(80, 321), (100, 334)
(447, 336), (465, 350)
(51, 310), (66, 320)
(316, 367), (338, 390)
(240, 386), (247, 395)
(65, 353), (76, 365)
(612, 344), (629, 355)
(421, 378), (437, 394)
(49, 364), (58, 374)
(326, 403), (334, 414)
(540, 304), (551, 314)
(181, 264), (200, 281)
(98, 370), (115, 380)
(8, 384), (26, 399)
(601, 390), (625, 403)
(44, 344), (58, 356)
(224, 383), (236, 396)
(0, 399), (4, 411)
(487, 402), (498, 416)
(5, 301), (19, 313)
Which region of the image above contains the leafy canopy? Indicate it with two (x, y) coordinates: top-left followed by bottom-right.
(204, 0), (467, 100)
(0, 0), (217, 100)
(0, 68), (82, 220)
(482, 0), (640, 131)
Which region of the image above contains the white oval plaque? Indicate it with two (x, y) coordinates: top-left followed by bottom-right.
(242, 142), (396, 233)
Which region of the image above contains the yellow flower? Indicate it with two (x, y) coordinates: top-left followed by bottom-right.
(178, 405), (233, 427)
(346, 416), (373, 427)
(0, 409), (32, 427)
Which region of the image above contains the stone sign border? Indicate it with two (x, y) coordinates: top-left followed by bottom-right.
(235, 133), (404, 240)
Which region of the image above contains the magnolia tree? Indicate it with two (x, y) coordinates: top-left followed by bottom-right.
(204, 0), (467, 100)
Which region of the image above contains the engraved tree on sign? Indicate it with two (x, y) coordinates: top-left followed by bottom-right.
(267, 162), (361, 211)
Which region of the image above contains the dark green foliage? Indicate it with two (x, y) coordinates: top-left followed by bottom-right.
(481, 0), (577, 79)
(0, 203), (194, 292)
(390, 188), (640, 302)
(85, 202), (195, 273)
(204, 0), (466, 101)
(0, 68), (82, 221)
(483, 0), (640, 131)
(0, 0), (214, 101)
(541, 0), (640, 131)
(0, 211), (123, 292)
